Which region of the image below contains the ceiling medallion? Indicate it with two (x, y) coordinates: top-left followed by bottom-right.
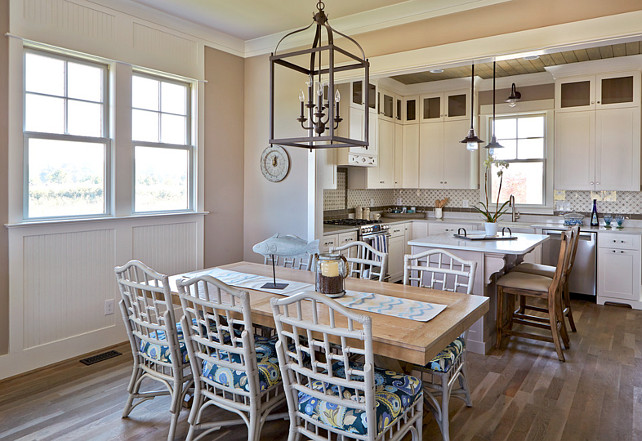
(269, 1), (370, 150)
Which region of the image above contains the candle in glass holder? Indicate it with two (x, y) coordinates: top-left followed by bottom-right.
(321, 260), (339, 277)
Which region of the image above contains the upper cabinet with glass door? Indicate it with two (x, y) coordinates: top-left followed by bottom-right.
(420, 90), (469, 122)
(378, 88), (397, 121)
(351, 80), (377, 112)
(555, 72), (641, 112)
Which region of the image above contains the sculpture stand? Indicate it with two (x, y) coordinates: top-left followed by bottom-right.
(261, 254), (289, 290)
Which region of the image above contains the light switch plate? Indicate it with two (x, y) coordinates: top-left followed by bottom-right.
(602, 191), (616, 202)
(104, 299), (115, 315)
(554, 190), (566, 201)
(590, 191), (602, 201)
(462, 199), (469, 208)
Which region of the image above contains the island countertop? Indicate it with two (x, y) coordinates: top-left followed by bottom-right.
(408, 232), (549, 255)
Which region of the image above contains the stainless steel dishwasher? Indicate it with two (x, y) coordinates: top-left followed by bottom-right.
(541, 228), (597, 297)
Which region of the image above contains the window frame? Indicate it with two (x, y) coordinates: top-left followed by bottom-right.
(22, 48), (111, 220)
(481, 108), (555, 212)
(131, 71), (195, 214)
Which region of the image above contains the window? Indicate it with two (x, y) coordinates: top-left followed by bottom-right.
(132, 74), (192, 212)
(489, 114), (546, 206)
(24, 50), (108, 218)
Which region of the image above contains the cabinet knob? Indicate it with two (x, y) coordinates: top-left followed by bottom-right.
(590, 182), (594, 185)
(613, 240), (617, 242)
(597, 101), (601, 104)
(591, 101), (595, 104)
(621, 250), (625, 253)
(444, 181), (447, 184)
(596, 182), (600, 185)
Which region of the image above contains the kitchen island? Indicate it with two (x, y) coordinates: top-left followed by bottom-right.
(408, 232), (549, 354)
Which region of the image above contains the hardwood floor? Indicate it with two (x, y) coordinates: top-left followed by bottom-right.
(1, 299), (640, 441)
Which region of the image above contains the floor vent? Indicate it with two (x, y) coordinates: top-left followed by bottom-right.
(80, 350), (122, 366)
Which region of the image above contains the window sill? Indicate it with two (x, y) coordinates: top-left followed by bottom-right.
(5, 211), (209, 229)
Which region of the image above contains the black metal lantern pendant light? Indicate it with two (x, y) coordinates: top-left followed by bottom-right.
(506, 83), (521, 107)
(269, 1), (370, 150)
(484, 61), (504, 153)
(461, 63), (483, 151)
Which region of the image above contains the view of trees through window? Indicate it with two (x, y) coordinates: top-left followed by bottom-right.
(24, 51), (107, 218)
(490, 115), (546, 206)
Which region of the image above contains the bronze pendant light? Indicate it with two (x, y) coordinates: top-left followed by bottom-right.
(460, 63), (483, 151)
(484, 61), (504, 153)
(269, 1), (370, 150)
(506, 83), (521, 107)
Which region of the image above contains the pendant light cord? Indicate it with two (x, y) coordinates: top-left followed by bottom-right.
(492, 61), (496, 138)
(469, 64), (475, 131)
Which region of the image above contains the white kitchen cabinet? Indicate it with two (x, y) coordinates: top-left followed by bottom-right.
(402, 124), (419, 188)
(403, 96), (419, 124)
(419, 119), (478, 189)
(428, 222), (480, 236)
(336, 231), (358, 258)
(348, 118), (399, 189)
(555, 72), (640, 112)
(393, 122), (404, 188)
(555, 106), (640, 191)
(411, 221), (428, 240)
(597, 233), (641, 308)
(388, 223), (407, 283)
(420, 90), (469, 122)
(336, 83), (378, 167)
(320, 234), (338, 253)
(318, 148), (337, 190)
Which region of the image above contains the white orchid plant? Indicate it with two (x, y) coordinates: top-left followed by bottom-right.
(475, 153), (510, 223)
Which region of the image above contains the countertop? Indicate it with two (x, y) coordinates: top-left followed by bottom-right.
(408, 232), (549, 255)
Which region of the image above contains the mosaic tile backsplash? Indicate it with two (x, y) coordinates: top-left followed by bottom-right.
(323, 168), (642, 217)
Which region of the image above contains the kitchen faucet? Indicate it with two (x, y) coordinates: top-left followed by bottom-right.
(509, 194), (520, 222)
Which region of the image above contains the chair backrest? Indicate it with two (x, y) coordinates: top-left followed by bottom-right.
(176, 275), (262, 398)
(403, 249), (477, 294)
(549, 230), (572, 297)
(330, 240), (388, 281)
(271, 292), (377, 439)
(264, 253), (314, 271)
(565, 225), (581, 275)
(114, 260), (182, 373)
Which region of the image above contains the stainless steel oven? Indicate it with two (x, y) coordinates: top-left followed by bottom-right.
(541, 228), (597, 296)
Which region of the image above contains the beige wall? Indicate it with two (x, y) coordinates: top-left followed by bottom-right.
(243, 55), (310, 262)
(354, 0), (642, 58)
(203, 47), (245, 267)
(479, 84), (554, 105)
(0, 0), (9, 355)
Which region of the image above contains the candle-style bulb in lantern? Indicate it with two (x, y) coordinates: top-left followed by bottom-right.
(335, 89), (341, 103)
(299, 90), (305, 102)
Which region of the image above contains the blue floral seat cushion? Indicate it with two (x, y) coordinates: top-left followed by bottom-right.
(139, 322), (189, 364)
(424, 336), (465, 373)
(298, 362), (422, 436)
(201, 335), (282, 393)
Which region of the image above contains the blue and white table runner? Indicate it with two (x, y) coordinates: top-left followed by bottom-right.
(182, 267), (446, 322)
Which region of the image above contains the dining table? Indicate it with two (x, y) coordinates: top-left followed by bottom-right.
(169, 261), (489, 367)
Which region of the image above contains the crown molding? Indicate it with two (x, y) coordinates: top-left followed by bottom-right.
(243, 0), (512, 58)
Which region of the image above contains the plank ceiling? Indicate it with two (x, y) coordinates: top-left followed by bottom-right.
(391, 41), (642, 84)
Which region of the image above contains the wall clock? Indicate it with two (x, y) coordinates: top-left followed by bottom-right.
(260, 146), (290, 182)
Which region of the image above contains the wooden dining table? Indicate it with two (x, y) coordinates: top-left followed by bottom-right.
(168, 261), (489, 367)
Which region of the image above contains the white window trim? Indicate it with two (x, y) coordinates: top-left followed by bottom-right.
(22, 48), (112, 220)
(479, 101), (555, 214)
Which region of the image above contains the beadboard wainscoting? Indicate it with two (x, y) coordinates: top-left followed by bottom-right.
(0, 214), (205, 380)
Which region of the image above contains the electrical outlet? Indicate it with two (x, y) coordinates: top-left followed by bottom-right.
(104, 299), (115, 315)
(369, 198), (374, 206)
(462, 199), (469, 208)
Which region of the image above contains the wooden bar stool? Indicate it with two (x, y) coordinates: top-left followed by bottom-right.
(511, 225), (580, 332)
(495, 230), (573, 361)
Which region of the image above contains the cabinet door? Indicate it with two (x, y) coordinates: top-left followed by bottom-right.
(377, 119), (395, 187)
(389, 224), (405, 238)
(556, 76), (595, 112)
(388, 235), (405, 282)
(337, 232), (358, 258)
(404, 97), (418, 123)
(598, 248), (640, 301)
(411, 221), (428, 240)
(420, 93), (443, 122)
(445, 91), (469, 121)
(321, 235), (338, 253)
(596, 72), (640, 109)
(394, 123), (403, 188)
(428, 223), (461, 235)
(404, 223), (411, 255)
(595, 107), (641, 191)
(419, 123), (443, 188)
(554, 111), (595, 190)
(443, 119), (476, 189)
(402, 124), (420, 188)
(349, 106), (368, 155)
(318, 149), (337, 190)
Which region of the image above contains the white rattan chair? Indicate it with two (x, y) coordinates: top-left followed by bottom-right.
(330, 241), (388, 281)
(271, 291), (423, 441)
(264, 253), (314, 271)
(403, 249), (477, 441)
(177, 274), (286, 441)
(114, 260), (193, 441)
